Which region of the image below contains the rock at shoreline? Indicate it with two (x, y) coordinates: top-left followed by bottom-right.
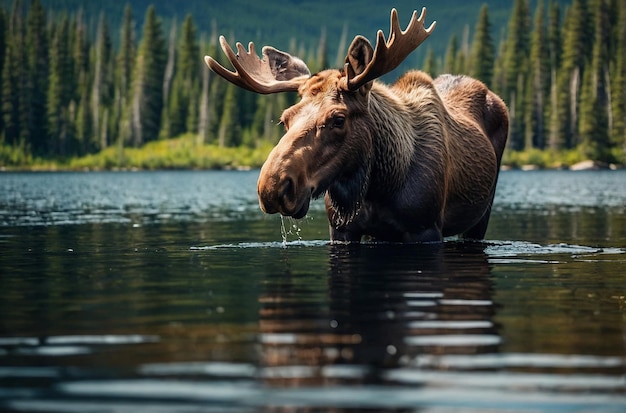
(569, 160), (609, 171)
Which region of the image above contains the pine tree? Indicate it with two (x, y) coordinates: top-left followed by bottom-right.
(579, 0), (611, 161)
(547, 1), (562, 150)
(452, 25), (470, 75)
(117, 4), (134, 99)
(502, 0), (531, 150)
(25, 0), (48, 155)
(422, 48), (437, 76)
(160, 19), (177, 139)
(316, 27), (328, 72)
(491, 35), (508, 98)
(555, 0), (589, 149)
(547, 1), (562, 73)
(91, 13), (113, 150)
(524, 0), (550, 149)
(0, 9), (6, 135)
(72, 10), (89, 101)
(115, 4), (135, 146)
(130, 5), (166, 146)
(470, 4), (494, 87)
(198, 32), (217, 145)
(1, 6), (23, 145)
(608, 0), (626, 154)
(47, 17), (73, 155)
(218, 82), (241, 147)
(169, 15), (197, 136)
(75, 71), (92, 154)
(443, 34), (458, 74)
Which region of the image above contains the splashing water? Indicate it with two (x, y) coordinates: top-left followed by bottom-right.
(280, 215), (303, 246)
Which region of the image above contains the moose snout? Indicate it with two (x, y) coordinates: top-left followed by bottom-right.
(258, 173), (296, 214)
(258, 166), (312, 219)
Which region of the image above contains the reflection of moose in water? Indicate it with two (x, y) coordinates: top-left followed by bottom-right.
(258, 243), (499, 395)
(205, 6), (508, 243)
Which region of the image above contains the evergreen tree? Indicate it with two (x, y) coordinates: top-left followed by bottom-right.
(422, 48), (437, 76)
(491, 35), (508, 98)
(75, 71), (92, 153)
(608, 0), (625, 153)
(453, 25), (470, 75)
(72, 10), (89, 101)
(10, 4), (30, 147)
(173, 14), (200, 138)
(0, 9), (6, 135)
(25, 0), (48, 155)
(579, 0), (611, 161)
(315, 27), (328, 72)
(198, 32), (217, 145)
(47, 17), (73, 155)
(503, 0), (531, 95)
(547, 1), (562, 150)
(524, 0), (550, 149)
(218, 82), (241, 147)
(547, 1), (562, 73)
(443, 34), (458, 74)
(160, 19), (177, 139)
(115, 4), (135, 146)
(470, 4), (494, 87)
(117, 4), (134, 99)
(130, 5), (166, 146)
(502, 0), (531, 150)
(555, 0), (589, 149)
(91, 13), (113, 150)
(1, 6), (23, 145)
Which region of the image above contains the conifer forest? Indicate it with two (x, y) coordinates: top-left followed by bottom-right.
(0, 0), (625, 169)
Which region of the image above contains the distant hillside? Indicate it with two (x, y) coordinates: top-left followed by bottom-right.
(6, 0), (572, 67)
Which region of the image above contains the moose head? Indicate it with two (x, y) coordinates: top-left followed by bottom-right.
(205, 8), (436, 221)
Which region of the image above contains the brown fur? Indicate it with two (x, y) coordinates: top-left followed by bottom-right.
(256, 68), (508, 242)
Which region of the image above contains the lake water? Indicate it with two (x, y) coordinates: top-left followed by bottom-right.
(1, 170), (625, 412)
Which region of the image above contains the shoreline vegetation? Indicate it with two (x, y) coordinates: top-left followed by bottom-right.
(1, 134), (623, 172)
(0, 1), (624, 173)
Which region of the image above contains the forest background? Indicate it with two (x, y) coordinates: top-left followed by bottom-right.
(0, 0), (624, 170)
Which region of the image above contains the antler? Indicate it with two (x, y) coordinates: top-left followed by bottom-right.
(346, 7), (436, 91)
(204, 36), (310, 94)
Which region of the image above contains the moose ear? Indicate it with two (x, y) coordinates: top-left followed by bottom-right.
(263, 46), (311, 81)
(345, 36), (374, 92)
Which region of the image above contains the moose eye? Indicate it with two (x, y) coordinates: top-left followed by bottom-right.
(331, 116), (345, 129)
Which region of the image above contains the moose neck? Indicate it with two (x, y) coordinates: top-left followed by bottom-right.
(365, 78), (447, 197)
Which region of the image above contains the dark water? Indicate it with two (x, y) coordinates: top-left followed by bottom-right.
(1, 170), (625, 412)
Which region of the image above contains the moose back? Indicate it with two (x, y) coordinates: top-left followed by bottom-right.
(205, 6), (509, 243)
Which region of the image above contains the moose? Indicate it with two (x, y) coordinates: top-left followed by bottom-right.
(204, 6), (508, 243)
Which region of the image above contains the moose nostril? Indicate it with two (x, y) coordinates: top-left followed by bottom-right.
(282, 177), (294, 198)
(280, 176), (296, 209)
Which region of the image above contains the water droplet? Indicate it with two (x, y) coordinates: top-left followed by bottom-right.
(280, 216), (303, 246)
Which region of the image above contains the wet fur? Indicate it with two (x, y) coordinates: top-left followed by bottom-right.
(257, 68), (508, 242)
(326, 71), (508, 241)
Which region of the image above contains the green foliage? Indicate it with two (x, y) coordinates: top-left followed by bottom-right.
(502, 147), (587, 169)
(502, 0), (531, 151)
(0, 0), (624, 170)
(66, 134), (273, 170)
(0, 139), (32, 166)
(130, 6), (167, 146)
(471, 5), (494, 86)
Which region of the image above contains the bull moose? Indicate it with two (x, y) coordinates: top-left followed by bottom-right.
(204, 6), (509, 243)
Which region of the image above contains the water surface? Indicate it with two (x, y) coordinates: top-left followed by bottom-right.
(1, 170), (625, 412)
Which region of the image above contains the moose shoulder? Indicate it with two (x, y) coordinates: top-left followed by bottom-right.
(205, 7), (508, 243)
